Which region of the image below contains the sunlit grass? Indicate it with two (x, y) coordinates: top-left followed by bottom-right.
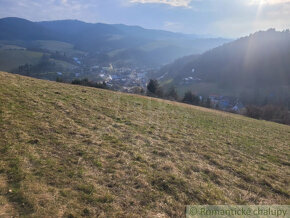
(0, 71), (289, 217)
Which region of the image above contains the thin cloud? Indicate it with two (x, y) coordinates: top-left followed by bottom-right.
(130, 0), (193, 7)
(250, 0), (290, 5)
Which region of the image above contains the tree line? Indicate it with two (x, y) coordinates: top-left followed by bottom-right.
(146, 79), (290, 125)
(146, 79), (211, 107)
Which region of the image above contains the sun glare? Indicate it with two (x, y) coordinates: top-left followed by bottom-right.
(252, 0), (266, 19)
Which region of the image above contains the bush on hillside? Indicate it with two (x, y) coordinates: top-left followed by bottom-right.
(71, 78), (108, 89)
(165, 86), (178, 101)
(147, 79), (163, 98)
(182, 91), (200, 106)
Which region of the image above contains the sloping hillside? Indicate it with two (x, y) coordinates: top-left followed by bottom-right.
(0, 49), (43, 72)
(0, 72), (289, 217)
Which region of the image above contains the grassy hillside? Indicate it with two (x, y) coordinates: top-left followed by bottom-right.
(0, 72), (289, 217)
(0, 46), (77, 80)
(0, 49), (43, 72)
(31, 40), (85, 56)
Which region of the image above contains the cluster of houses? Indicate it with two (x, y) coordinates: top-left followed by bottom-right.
(180, 76), (202, 85)
(107, 70), (147, 89)
(180, 68), (202, 85)
(79, 64), (150, 89)
(209, 95), (245, 112)
(68, 56), (150, 89)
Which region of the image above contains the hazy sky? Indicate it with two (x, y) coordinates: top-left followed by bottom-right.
(0, 0), (289, 37)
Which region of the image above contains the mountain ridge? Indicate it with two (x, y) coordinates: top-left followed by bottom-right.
(0, 17), (230, 66)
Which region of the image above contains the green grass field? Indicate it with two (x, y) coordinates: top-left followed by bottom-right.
(33, 40), (85, 56)
(0, 72), (289, 217)
(0, 41), (81, 73)
(0, 48), (76, 77)
(0, 50), (43, 72)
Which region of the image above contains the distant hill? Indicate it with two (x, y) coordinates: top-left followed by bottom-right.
(0, 17), (230, 67)
(0, 17), (53, 40)
(159, 29), (290, 105)
(0, 71), (289, 217)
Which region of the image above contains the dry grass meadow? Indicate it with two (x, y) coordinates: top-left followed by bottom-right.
(0, 71), (289, 217)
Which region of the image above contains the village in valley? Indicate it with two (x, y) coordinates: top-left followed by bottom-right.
(12, 49), (245, 113)
(68, 56), (152, 93)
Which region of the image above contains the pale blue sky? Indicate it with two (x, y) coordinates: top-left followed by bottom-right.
(0, 0), (289, 37)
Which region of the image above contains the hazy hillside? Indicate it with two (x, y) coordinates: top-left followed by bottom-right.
(0, 17), (53, 40)
(159, 29), (290, 104)
(0, 17), (230, 67)
(0, 49), (43, 72)
(0, 72), (289, 217)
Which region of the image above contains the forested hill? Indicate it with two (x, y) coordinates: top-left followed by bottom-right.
(159, 29), (290, 105)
